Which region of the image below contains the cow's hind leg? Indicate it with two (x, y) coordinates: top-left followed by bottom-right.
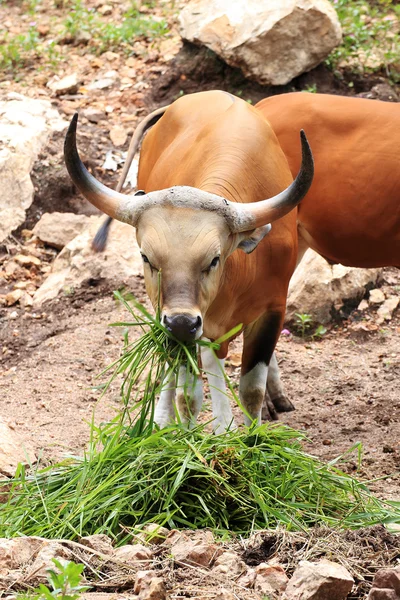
(240, 312), (283, 425)
(265, 352), (294, 414)
(175, 366), (203, 428)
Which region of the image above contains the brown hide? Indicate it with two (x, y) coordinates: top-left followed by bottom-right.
(256, 92), (400, 268)
(137, 91), (298, 355)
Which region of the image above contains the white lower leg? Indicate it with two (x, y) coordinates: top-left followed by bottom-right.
(267, 352), (284, 399)
(176, 367), (203, 428)
(154, 370), (176, 428)
(266, 352), (294, 412)
(201, 346), (236, 434)
(240, 362), (268, 426)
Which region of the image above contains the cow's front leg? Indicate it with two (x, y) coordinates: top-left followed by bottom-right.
(154, 370), (176, 428)
(200, 345), (236, 434)
(175, 366), (203, 428)
(264, 351), (294, 415)
(240, 312), (284, 425)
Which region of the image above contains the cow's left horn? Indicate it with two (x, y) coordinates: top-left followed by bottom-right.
(232, 130), (314, 231)
(64, 114), (140, 220)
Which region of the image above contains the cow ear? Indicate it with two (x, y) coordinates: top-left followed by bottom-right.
(236, 224), (272, 254)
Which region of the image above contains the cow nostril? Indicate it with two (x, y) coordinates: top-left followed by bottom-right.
(190, 315), (202, 333)
(163, 314), (202, 341)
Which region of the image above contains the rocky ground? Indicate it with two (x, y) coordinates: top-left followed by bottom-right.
(1, 526), (400, 599)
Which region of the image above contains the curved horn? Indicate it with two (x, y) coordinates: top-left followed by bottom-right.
(64, 114), (133, 219)
(232, 130), (314, 232)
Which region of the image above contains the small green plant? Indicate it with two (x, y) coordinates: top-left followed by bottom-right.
(312, 324), (327, 339)
(19, 559), (90, 600)
(302, 83), (317, 93)
(295, 312), (313, 338)
(327, 0), (400, 81)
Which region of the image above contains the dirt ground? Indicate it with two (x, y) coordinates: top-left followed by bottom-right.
(1, 265), (399, 499)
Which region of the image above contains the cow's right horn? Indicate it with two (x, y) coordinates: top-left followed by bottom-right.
(64, 114), (141, 220)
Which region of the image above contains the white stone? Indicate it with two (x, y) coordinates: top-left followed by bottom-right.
(0, 94), (67, 242)
(47, 73), (80, 95)
(282, 559), (354, 600)
(377, 296), (400, 324)
(33, 218), (143, 306)
(179, 0), (342, 85)
(369, 288), (385, 305)
(33, 212), (93, 249)
(286, 249), (381, 324)
(0, 418), (36, 477)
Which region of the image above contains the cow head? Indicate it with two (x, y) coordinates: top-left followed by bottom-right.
(64, 114), (313, 342)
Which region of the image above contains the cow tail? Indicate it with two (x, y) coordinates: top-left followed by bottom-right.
(91, 105), (170, 252)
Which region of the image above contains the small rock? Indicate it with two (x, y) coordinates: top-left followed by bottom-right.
(171, 538), (222, 568)
(368, 591), (398, 600)
(5, 261), (19, 275)
(282, 559), (354, 600)
(369, 288), (385, 305)
(82, 108), (105, 124)
(47, 73), (80, 95)
(138, 523), (169, 545)
(33, 212), (92, 250)
(37, 24), (50, 36)
(377, 297), (399, 323)
(27, 542), (72, 582)
(110, 126), (128, 147)
(88, 76), (117, 91)
(5, 289), (23, 306)
(0, 537), (43, 569)
(9, 310), (18, 320)
(135, 571), (166, 600)
(14, 254), (41, 267)
(255, 563), (289, 596)
(79, 534), (114, 555)
(98, 4), (113, 14)
(134, 570), (155, 594)
(369, 566), (400, 595)
(237, 568), (257, 588)
(113, 544), (152, 564)
(212, 551), (247, 576)
(358, 299), (369, 311)
(20, 291), (33, 308)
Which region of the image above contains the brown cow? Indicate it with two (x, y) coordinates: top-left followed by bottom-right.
(94, 92), (399, 417)
(64, 91), (313, 432)
(256, 92), (400, 269)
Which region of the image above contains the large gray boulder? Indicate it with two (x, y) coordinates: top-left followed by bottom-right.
(0, 93), (66, 242)
(286, 249), (381, 324)
(179, 0), (342, 85)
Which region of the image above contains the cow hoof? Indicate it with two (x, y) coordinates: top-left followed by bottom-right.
(272, 394), (295, 413)
(262, 398), (279, 422)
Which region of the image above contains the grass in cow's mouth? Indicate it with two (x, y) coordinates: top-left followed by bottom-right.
(0, 292), (399, 543)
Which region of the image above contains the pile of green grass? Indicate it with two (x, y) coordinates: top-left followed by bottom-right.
(0, 292), (399, 544)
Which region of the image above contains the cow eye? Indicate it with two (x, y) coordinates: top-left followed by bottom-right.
(205, 256), (220, 272)
(141, 254), (151, 265)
